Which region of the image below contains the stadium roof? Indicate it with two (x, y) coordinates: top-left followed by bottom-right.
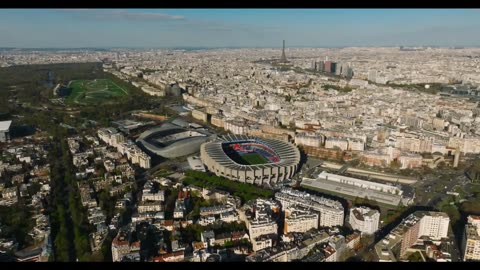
(0, 120), (12, 132)
(136, 123), (213, 158)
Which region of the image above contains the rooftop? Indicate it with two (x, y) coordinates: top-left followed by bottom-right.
(0, 121), (12, 132)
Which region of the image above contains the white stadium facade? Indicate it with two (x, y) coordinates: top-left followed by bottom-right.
(200, 134), (301, 186)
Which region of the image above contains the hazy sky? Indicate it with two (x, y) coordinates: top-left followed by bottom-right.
(1, 9), (480, 48)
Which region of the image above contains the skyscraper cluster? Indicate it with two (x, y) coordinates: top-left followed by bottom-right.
(312, 57), (354, 79)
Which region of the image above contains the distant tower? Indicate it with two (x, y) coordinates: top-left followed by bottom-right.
(454, 148), (460, 168)
(281, 40), (287, 62)
(377, 128), (386, 143)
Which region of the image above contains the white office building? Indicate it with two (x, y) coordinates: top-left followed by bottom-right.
(348, 206), (380, 235)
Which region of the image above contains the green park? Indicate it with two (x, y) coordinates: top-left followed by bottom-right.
(66, 79), (129, 105)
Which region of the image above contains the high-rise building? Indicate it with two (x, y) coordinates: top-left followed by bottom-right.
(317, 61), (325, 72)
(346, 67), (354, 78)
(280, 40), (288, 63)
(418, 213), (450, 239)
(375, 211), (450, 261)
(348, 207), (380, 235)
(368, 70), (377, 82)
(331, 62), (337, 74)
(462, 215), (480, 261)
(335, 63), (343, 76)
(341, 63), (350, 77)
(138, 153), (151, 169)
(324, 61), (332, 73)
(454, 148), (460, 168)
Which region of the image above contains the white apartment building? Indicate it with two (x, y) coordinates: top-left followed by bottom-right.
(248, 219), (278, 240)
(275, 188), (344, 228)
(462, 215), (480, 261)
(111, 239), (130, 262)
(192, 109), (208, 122)
(224, 120), (248, 135)
(347, 139), (365, 151)
(142, 190), (165, 202)
(138, 201), (163, 214)
(294, 132), (324, 147)
(252, 235), (274, 252)
(219, 211), (238, 223)
(375, 211), (450, 261)
(141, 86), (166, 97)
(97, 127), (151, 169)
(284, 207), (319, 233)
(348, 206), (380, 235)
(138, 153), (151, 169)
(198, 216), (216, 226)
(325, 138), (349, 151)
(210, 115), (225, 128)
(419, 213), (450, 240)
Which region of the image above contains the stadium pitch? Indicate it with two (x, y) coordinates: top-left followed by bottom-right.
(229, 152), (269, 165)
(66, 79), (129, 105)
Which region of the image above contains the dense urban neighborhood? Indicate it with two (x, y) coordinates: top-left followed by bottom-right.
(1, 43), (480, 263)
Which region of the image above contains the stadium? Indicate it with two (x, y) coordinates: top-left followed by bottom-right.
(200, 134), (301, 186)
(136, 123), (214, 158)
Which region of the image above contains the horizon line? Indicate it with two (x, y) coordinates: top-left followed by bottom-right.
(0, 45), (477, 50)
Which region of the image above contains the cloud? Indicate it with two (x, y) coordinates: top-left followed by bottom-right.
(180, 18), (282, 36)
(57, 9), (185, 21)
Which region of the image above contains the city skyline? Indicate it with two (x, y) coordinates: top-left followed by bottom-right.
(1, 9), (480, 48)
(2, 7), (480, 263)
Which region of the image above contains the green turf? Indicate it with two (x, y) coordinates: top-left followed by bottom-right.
(66, 79), (129, 105)
(237, 153), (269, 165)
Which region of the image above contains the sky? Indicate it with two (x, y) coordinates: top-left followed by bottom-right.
(0, 9), (480, 48)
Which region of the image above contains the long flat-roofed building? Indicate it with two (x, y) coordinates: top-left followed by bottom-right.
(301, 171), (409, 207)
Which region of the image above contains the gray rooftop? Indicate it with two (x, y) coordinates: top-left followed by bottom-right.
(0, 121), (12, 132)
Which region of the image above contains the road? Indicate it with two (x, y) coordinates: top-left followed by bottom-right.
(414, 171), (469, 206)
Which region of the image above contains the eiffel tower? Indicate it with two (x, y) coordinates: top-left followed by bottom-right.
(280, 40), (287, 63)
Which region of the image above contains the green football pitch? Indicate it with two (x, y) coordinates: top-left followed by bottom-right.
(237, 153), (269, 165)
(66, 79), (129, 105)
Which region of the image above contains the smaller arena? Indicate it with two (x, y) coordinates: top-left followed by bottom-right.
(137, 123), (213, 159)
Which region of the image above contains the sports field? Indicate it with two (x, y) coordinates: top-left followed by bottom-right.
(232, 152), (269, 165)
(66, 79), (129, 104)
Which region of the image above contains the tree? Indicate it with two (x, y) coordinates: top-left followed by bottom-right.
(338, 248), (356, 262)
(436, 161), (446, 170)
(389, 159), (401, 170)
(407, 251), (425, 262)
(359, 234), (374, 248)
